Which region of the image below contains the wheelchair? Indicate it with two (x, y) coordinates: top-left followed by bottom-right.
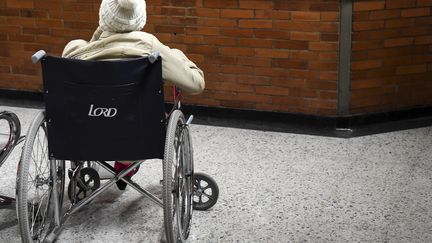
(0, 111), (24, 209)
(15, 50), (219, 243)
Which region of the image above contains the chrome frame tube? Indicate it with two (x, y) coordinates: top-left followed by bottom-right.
(43, 161), (145, 242)
(97, 161), (163, 207)
(50, 159), (61, 227)
(43, 159), (166, 242)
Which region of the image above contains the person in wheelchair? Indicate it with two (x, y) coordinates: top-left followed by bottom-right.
(62, 0), (205, 190)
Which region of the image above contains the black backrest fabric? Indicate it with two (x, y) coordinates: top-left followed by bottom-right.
(42, 56), (166, 161)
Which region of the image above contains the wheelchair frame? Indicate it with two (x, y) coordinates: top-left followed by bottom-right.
(14, 51), (218, 243)
(0, 111), (24, 210)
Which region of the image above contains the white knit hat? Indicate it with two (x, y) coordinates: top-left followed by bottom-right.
(99, 0), (146, 33)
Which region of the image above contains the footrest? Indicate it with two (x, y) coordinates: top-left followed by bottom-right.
(0, 195), (15, 209)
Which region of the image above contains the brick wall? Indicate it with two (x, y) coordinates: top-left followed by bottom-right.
(0, 0), (340, 115)
(352, 0), (432, 114)
(2, 0), (429, 116)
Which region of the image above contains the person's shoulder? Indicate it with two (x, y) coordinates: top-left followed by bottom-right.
(123, 31), (156, 39)
(62, 39), (89, 58)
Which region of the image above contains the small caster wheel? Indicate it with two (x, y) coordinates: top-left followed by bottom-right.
(193, 172), (219, 210)
(68, 167), (100, 203)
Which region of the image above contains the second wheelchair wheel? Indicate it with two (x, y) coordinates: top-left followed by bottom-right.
(163, 110), (194, 243)
(193, 172), (219, 211)
(16, 111), (65, 243)
(67, 167), (100, 203)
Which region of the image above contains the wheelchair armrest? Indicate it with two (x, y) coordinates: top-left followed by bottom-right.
(31, 50), (47, 64)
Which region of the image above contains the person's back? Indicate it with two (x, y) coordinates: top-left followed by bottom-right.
(61, 0), (205, 190)
(62, 0), (205, 94)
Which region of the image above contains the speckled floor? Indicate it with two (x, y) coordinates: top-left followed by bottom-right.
(0, 105), (432, 243)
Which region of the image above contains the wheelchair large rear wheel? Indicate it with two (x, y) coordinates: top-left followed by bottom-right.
(163, 110), (194, 243)
(16, 111), (65, 243)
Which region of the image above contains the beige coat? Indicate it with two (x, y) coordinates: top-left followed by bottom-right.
(62, 30), (205, 94)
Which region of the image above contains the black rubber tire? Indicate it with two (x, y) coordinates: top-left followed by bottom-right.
(193, 172), (219, 211)
(67, 167), (100, 203)
(16, 111), (65, 243)
(162, 110), (193, 243)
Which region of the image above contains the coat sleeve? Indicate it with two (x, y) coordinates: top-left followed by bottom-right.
(151, 35), (205, 94)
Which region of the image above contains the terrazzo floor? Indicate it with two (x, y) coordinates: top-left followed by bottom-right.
(0, 105), (431, 243)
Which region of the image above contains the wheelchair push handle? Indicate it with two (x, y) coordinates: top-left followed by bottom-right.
(31, 50), (47, 64)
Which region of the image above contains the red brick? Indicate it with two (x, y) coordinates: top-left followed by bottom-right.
(274, 21), (338, 33)
(219, 47), (254, 57)
(415, 16), (432, 26)
(310, 2), (339, 11)
(291, 51), (319, 61)
(352, 60), (383, 70)
(309, 42), (338, 51)
(400, 26), (430, 37)
(319, 91), (337, 100)
(385, 18), (414, 28)
(255, 10), (290, 19)
(272, 59), (307, 69)
(239, 1), (273, 10)
(221, 9), (254, 18)
(290, 31), (320, 41)
(415, 35), (432, 45)
(352, 40), (382, 51)
(369, 9), (401, 20)
(353, 21), (385, 31)
(203, 0), (238, 9)
(0, 65), (11, 73)
(384, 37), (414, 47)
(238, 19), (272, 29)
(255, 86), (289, 96)
(290, 70), (320, 79)
(254, 29), (290, 40)
(237, 38), (272, 48)
(308, 61), (337, 71)
(237, 76), (270, 85)
(319, 52), (338, 61)
(273, 40), (308, 50)
(291, 11), (321, 21)
(321, 34), (339, 42)
(396, 64), (428, 74)
(186, 27), (218, 36)
(36, 18), (64, 28)
(187, 45), (218, 55)
(401, 8), (431, 18)
(354, 1), (385, 11)
(161, 7), (186, 16)
(354, 12), (370, 21)
(270, 78), (304, 88)
(197, 18), (236, 27)
(386, 0), (416, 9)
(237, 57), (271, 67)
(352, 29), (400, 41)
(221, 28), (253, 37)
(289, 88), (318, 98)
(255, 67), (289, 77)
(204, 37), (237, 46)
(255, 49), (290, 58)
(274, 2), (310, 11)
(417, 0), (432, 6)
(6, 0), (33, 8)
(321, 12), (339, 21)
(320, 71), (338, 81)
(195, 8), (220, 17)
